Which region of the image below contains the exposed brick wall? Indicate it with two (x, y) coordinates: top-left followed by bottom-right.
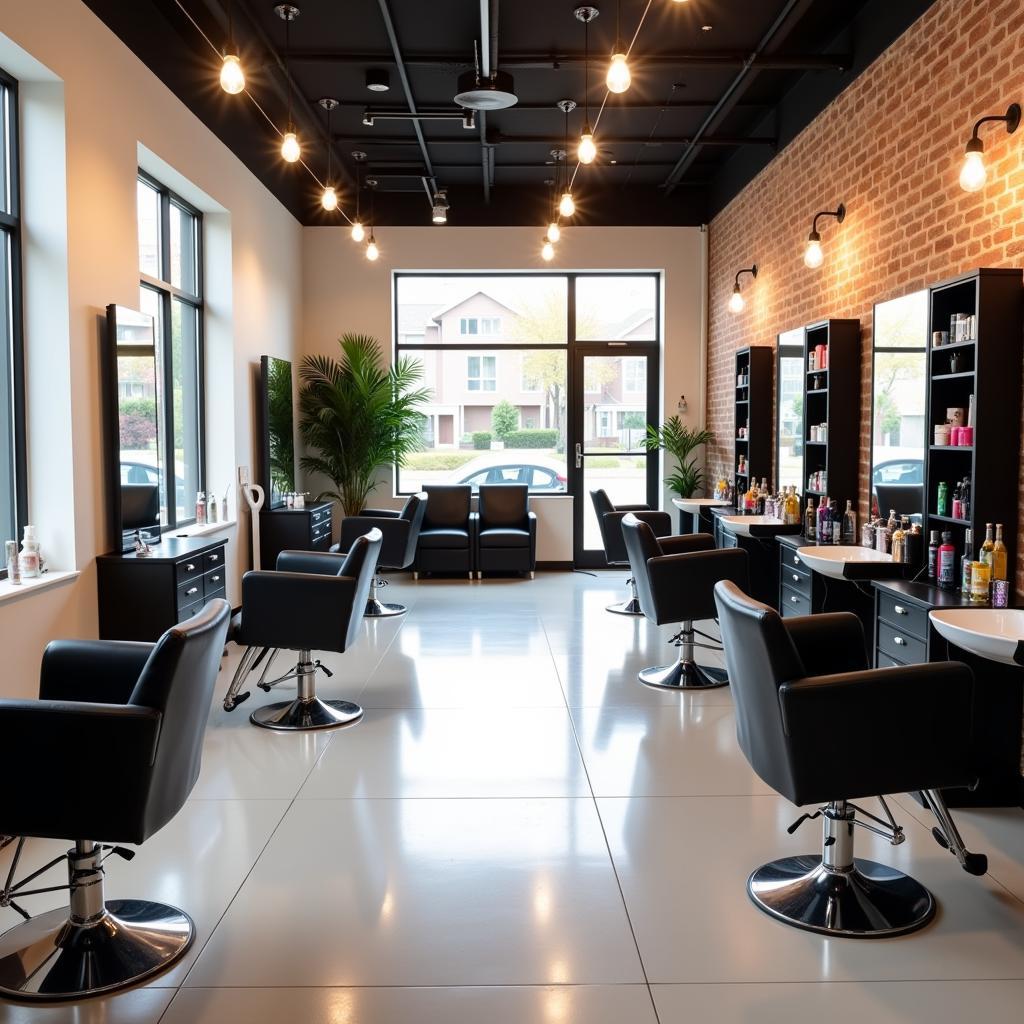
(707, 0), (1024, 590)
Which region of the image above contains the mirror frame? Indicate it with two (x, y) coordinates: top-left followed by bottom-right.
(774, 326), (806, 497)
(260, 355), (296, 509)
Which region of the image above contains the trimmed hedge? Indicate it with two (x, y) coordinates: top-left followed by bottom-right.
(472, 431), (492, 450)
(402, 451), (478, 471)
(503, 429), (559, 449)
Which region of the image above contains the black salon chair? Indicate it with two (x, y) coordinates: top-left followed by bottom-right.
(476, 484), (537, 578)
(331, 491), (427, 616)
(713, 580), (987, 938)
(0, 600), (230, 1000)
(590, 489), (672, 615)
(413, 484), (476, 578)
(222, 529), (381, 730)
(621, 513), (748, 689)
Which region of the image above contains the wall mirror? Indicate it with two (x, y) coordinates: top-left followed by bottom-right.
(261, 355), (296, 509)
(104, 304), (162, 552)
(870, 290), (928, 521)
(774, 326), (805, 494)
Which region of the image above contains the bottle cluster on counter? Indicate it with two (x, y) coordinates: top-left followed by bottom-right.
(732, 478), (802, 523)
(861, 509), (922, 564)
(803, 495), (857, 545)
(919, 521), (1009, 605)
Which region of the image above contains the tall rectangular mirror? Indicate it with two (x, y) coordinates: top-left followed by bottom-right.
(774, 326), (805, 494)
(871, 290), (928, 521)
(261, 355), (296, 509)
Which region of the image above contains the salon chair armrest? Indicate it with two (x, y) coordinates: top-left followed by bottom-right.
(39, 640), (154, 705)
(359, 508), (401, 518)
(615, 504), (652, 512)
(276, 550), (349, 575)
(783, 612), (868, 676)
(658, 533), (715, 555)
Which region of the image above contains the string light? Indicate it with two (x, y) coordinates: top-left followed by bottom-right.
(557, 101), (576, 218)
(276, 5), (301, 164)
(366, 233), (380, 261)
(281, 130), (301, 163)
(606, 2), (631, 94)
(318, 98), (340, 210)
(541, 239), (555, 261)
(220, 54), (245, 94)
(575, 7), (599, 164)
(351, 151), (366, 240)
(547, 221), (561, 243)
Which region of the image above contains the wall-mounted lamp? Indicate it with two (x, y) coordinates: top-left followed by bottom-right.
(804, 203), (845, 268)
(677, 395), (688, 414)
(728, 264), (757, 313)
(959, 102), (1021, 192)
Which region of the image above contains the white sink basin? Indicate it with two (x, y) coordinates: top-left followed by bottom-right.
(672, 497), (731, 514)
(721, 515), (785, 538)
(797, 545), (895, 580)
(929, 608), (1024, 666)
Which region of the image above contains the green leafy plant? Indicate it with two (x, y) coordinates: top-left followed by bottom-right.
(490, 399), (520, 439)
(299, 334), (431, 516)
(644, 416), (714, 499)
(472, 431), (492, 450)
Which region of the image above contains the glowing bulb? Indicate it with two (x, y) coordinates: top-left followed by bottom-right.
(546, 222), (561, 243)
(219, 53), (245, 94)
(559, 192), (575, 218)
(321, 186), (338, 211)
(959, 147), (987, 192)
(578, 131), (597, 165)
(366, 235), (380, 261)
(728, 287), (745, 314)
(606, 53), (631, 94)
(541, 240), (555, 262)
(351, 221), (365, 243)
(281, 131), (301, 163)
(803, 236), (823, 269)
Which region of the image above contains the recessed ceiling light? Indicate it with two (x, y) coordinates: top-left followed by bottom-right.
(366, 69), (390, 92)
(702, 24), (713, 32)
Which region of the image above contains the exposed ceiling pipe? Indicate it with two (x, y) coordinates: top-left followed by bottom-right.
(476, 0), (500, 203)
(334, 133), (775, 147)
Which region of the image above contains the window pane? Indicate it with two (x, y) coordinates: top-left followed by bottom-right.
(171, 297), (202, 523)
(398, 348), (567, 494)
(169, 201), (198, 294)
(137, 180), (160, 278)
(0, 233), (15, 543)
(0, 83), (9, 216)
(576, 276), (657, 341)
(397, 276), (568, 344)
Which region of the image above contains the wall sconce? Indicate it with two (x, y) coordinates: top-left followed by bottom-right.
(804, 203), (845, 268)
(728, 264), (757, 313)
(959, 102), (1021, 192)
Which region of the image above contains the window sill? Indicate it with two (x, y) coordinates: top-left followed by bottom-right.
(170, 519), (237, 540)
(0, 570), (80, 606)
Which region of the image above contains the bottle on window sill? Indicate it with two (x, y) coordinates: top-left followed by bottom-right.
(196, 492), (207, 525)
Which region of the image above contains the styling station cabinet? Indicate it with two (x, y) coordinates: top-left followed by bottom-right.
(259, 502), (333, 570)
(97, 535), (228, 641)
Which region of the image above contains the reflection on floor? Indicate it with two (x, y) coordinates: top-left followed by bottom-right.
(3, 570), (1024, 1023)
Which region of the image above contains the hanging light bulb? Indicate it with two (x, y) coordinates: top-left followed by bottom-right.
(728, 286), (745, 314)
(578, 127), (597, 165)
(959, 142), (987, 193)
(351, 221), (365, 242)
(574, 7), (599, 164)
(606, 52), (631, 94)
(321, 185), (338, 211)
(276, 6), (301, 163)
(559, 192), (576, 218)
(281, 129), (301, 163)
(547, 222), (561, 243)
(366, 233), (380, 261)
(541, 239), (555, 262)
(220, 53), (245, 94)
(803, 233), (823, 269)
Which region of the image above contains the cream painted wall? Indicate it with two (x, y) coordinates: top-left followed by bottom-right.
(0, 0), (303, 697)
(301, 226), (707, 561)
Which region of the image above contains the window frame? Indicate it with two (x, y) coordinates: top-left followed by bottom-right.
(0, 65), (27, 578)
(466, 354), (496, 393)
(137, 169), (205, 531)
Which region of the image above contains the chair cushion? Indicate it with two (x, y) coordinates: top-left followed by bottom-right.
(479, 527), (530, 548)
(418, 527), (470, 549)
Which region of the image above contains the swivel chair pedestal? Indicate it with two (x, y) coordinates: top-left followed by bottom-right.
(249, 648), (362, 731)
(364, 576), (404, 618)
(0, 840), (193, 999)
(640, 621), (729, 690)
(609, 577), (642, 617)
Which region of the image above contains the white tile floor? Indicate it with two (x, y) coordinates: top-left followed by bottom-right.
(3, 570), (1024, 1023)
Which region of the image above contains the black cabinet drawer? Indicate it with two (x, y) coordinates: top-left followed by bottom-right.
(876, 650), (906, 669)
(877, 592), (928, 640)
(177, 577), (203, 608)
(780, 586), (810, 618)
(205, 548), (224, 571)
(309, 507), (331, 528)
(177, 596), (205, 623)
(175, 556), (205, 586)
(877, 623), (927, 665)
(204, 568), (225, 597)
(311, 531), (333, 551)
(780, 564), (811, 598)
(785, 550), (805, 570)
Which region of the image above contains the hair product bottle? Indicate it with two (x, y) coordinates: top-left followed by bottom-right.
(937, 532), (956, 590)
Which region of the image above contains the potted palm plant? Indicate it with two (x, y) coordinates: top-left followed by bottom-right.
(299, 333), (431, 516)
(644, 416), (714, 499)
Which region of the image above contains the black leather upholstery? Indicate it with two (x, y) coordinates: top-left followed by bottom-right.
(414, 485), (476, 573)
(713, 581), (977, 807)
(590, 489), (672, 565)
(234, 531), (382, 653)
(0, 599), (230, 845)
(477, 485), (537, 573)
(621, 514), (748, 624)
(333, 492), (427, 569)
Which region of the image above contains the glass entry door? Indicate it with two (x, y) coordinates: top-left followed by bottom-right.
(571, 345), (659, 567)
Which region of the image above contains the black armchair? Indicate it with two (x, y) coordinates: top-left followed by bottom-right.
(413, 485), (476, 578)
(0, 600), (230, 1000)
(223, 529), (382, 731)
(590, 488), (672, 614)
(621, 513), (748, 690)
(332, 491), (427, 616)
(476, 484), (537, 578)
(714, 580), (987, 939)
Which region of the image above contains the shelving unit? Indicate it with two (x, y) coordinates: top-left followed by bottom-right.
(734, 346), (773, 493)
(924, 267), (1023, 573)
(801, 319), (861, 507)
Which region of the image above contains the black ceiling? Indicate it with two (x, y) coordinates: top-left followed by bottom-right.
(83, 0), (935, 227)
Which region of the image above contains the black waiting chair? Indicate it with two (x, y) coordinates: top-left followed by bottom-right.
(222, 530), (381, 730)
(621, 513), (748, 690)
(413, 485), (476, 578)
(331, 491), (427, 616)
(0, 600), (231, 1000)
(476, 484), (537, 578)
(713, 580), (987, 938)
(590, 488), (672, 615)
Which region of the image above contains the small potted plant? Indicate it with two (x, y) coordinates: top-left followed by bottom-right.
(644, 416), (714, 499)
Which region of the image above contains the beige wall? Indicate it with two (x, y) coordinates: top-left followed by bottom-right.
(301, 226), (708, 560)
(0, 0), (303, 697)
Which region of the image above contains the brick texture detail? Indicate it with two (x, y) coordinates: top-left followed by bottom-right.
(706, 0), (1024, 592)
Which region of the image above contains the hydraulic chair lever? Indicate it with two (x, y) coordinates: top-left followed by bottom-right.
(921, 789), (988, 876)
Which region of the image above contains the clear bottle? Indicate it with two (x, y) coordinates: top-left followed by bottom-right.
(979, 523), (995, 574)
(992, 524), (1008, 582)
(805, 497), (816, 541)
(817, 497), (831, 544)
(842, 499), (856, 545)
(784, 486), (801, 526)
(961, 527), (974, 593)
(970, 559), (991, 603)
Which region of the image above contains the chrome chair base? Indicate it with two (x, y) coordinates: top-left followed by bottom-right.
(607, 596), (643, 616)
(365, 598), (406, 617)
(747, 856), (935, 938)
(639, 660), (729, 690)
(0, 900), (194, 1000)
(250, 695), (363, 731)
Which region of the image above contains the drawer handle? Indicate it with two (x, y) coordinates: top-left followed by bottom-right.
(790, 595), (799, 604)
(211, 575), (221, 583)
(893, 636), (906, 646)
(186, 586), (199, 596)
(209, 554), (219, 562)
(186, 563), (196, 571)
(792, 573), (801, 582)
(313, 513), (321, 521)
(894, 605), (907, 616)
(793, 556), (800, 565)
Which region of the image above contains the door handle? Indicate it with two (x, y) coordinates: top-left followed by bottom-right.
(575, 443), (583, 470)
